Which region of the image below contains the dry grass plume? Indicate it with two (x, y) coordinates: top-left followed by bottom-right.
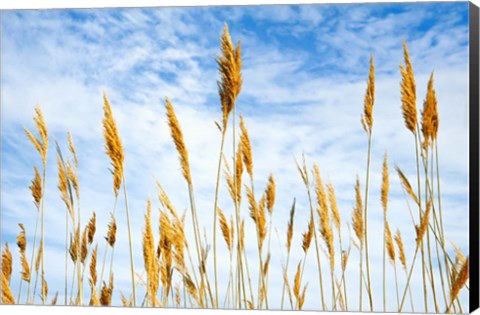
(29, 167), (42, 209)
(217, 24), (242, 129)
(395, 230), (407, 270)
(165, 98), (192, 185)
(352, 177), (364, 244)
(102, 92), (124, 196)
(2, 244), (12, 283)
(362, 55), (375, 133)
(395, 166), (419, 205)
(400, 41), (417, 133)
(421, 72), (439, 149)
(24, 105), (49, 167)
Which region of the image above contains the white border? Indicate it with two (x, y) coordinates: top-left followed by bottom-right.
(0, 0), (478, 315)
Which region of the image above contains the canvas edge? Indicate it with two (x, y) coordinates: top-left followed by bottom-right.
(469, 1), (480, 313)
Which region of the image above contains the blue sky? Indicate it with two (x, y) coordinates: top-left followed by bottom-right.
(0, 2), (471, 311)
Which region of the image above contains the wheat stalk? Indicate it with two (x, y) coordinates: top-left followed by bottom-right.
(360, 55), (375, 311)
(102, 92), (124, 196)
(351, 176), (364, 310)
(296, 156), (326, 310)
(281, 198), (296, 310)
(381, 153), (389, 311)
(143, 199), (159, 306)
(24, 105), (48, 304)
(1, 244), (12, 284)
(400, 41), (417, 134)
(395, 166), (419, 205)
(165, 97), (213, 306)
(16, 224), (30, 302)
(447, 257), (469, 312)
(421, 72), (438, 149)
(312, 165), (335, 309)
(361, 55), (375, 134)
(212, 24), (243, 307)
(2, 272), (15, 304)
(217, 24), (242, 130)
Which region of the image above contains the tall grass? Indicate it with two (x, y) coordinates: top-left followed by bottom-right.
(0, 25), (469, 313)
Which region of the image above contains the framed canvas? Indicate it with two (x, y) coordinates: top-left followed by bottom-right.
(0, 1), (479, 314)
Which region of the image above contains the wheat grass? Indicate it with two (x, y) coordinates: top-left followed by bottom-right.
(395, 166), (419, 205)
(2, 244), (12, 283)
(400, 41), (417, 134)
(361, 55), (375, 134)
(2, 272), (15, 304)
(421, 72), (438, 149)
(102, 92), (124, 196)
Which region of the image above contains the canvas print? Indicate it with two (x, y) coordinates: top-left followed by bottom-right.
(0, 1), (477, 313)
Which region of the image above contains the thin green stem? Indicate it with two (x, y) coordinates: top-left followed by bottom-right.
(231, 109), (247, 309)
(305, 179), (326, 310)
(383, 217), (386, 312)
(399, 243), (421, 312)
(64, 207), (68, 305)
(280, 247), (292, 310)
(40, 167), (46, 304)
(122, 177), (136, 306)
(339, 234), (348, 311)
(98, 196), (117, 294)
(394, 262), (400, 310)
(423, 148), (438, 312)
(414, 131), (428, 312)
(26, 208), (40, 303)
(363, 131), (373, 311)
(212, 129), (227, 308)
(359, 244), (363, 312)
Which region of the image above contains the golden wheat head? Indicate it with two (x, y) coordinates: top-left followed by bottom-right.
(1, 243), (12, 283)
(66, 163), (79, 200)
(67, 131), (79, 169)
(239, 115), (253, 178)
(301, 217), (314, 253)
(35, 242), (42, 273)
(352, 176), (364, 244)
(90, 244), (98, 286)
(362, 55), (375, 133)
(235, 142), (244, 204)
(327, 183), (341, 233)
(24, 105), (49, 167)
(143, 199), (159, 305)
(266, 174), (276, 215)
(416, 200), (432, 247)
(102, 92), (125, 196)
(106, 213), (117, 247)
(385, 221), (395, 264)
(287, 198), (296, 252)
(41, 276), (48, 300)
(313, 165), (334, 268)
(394, 229), (407, 269)
(395, 165), (419, 205)
(381, 153), (389, 214)
(450, 256), (469, 305)
(217, 24), (242, 129)
(1, 272), (15, 304)
(81, 228), (88, 264)
(421, 72), (438, 149)
(165, 98), (192, 185)
(29, 166), (42, 209)
(400, 40), (418, 133)
(217, 207), (232, 251)
(87, 212), (96, 245)
(57, 154), (74, 220)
